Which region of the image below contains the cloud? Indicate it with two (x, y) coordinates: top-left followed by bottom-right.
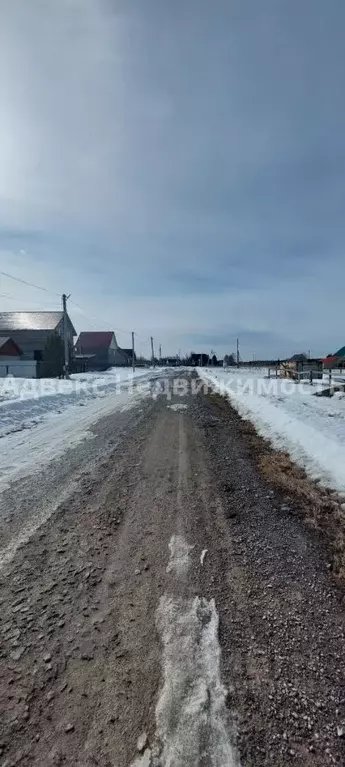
(1, 0), (345, 358)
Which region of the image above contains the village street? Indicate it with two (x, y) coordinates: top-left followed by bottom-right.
(0, 372), (345, 767)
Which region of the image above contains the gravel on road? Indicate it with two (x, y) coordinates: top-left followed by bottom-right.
(0, 374), (344, 766)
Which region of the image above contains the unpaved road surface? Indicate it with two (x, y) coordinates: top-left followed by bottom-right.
(1, 373), (345, 766)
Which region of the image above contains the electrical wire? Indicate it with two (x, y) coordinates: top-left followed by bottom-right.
(0, 270), (60, 296)
(69, 300), (154, 345)
(0, 292), (61, 309)
(69, 299), (133, 338)
(0, 271), (156, 346)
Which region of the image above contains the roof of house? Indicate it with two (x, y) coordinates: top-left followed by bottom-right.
(289, 353), (308, 362)
(76, 331), (116, 351)
(323, 355), (338, 365)
(191, 352), (208, 361)
(0, 311), (76, 335)
(334, 345), (345, 358)
(119, 348), (136, 359)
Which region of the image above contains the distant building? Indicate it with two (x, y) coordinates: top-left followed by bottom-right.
(75, 332), (128, 370)
(323, 346), (345, 370)
(190, 353), (208, 366)
(160, 357), (179, 366)
(280, 354), (323, 380)
(119, 348), (136, 366)
(289, 353), (309, 363)
(0, 312), (76, 362)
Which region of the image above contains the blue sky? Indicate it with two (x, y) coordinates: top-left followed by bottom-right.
(1, 0), (345, 359)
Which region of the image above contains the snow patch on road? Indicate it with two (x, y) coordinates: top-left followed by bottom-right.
(168, 404), (189, 412)
(166, 534), (193, 575)
(155, 594), (238, 766)
(130, 749), (152, 767)
(200, 548), (208, 566)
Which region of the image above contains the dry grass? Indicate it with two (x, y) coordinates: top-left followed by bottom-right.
(209, 391), (345, 582)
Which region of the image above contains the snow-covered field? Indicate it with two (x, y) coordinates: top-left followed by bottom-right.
(0, 367), (160, 439)
(0, 368), (166, 485)
(198, 367), (345, 495)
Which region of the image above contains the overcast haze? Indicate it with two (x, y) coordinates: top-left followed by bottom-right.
(1, 0), (345, 359)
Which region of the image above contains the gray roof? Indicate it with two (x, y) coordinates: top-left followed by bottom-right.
(0, 337), (10, 349)
(0, 311), (76, 335)
(289, 353), (308, 362)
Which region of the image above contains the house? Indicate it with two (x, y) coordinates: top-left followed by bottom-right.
(160, 357), (179, 366)
(0, 311), (76, 362)
(0, 336), (38, 378)
(190, 353), (209, 366)
(323, 346), (345, 370)
(73, 352), (96, 374)
(75, 332), (128, 370)
(280, 354), (323, 380)
(289, 353), (309, 363)
(119, 348), (136, 366)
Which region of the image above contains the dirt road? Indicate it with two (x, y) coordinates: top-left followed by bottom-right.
(1, 374), (345, 766)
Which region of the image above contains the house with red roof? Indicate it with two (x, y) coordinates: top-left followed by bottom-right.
(323, 346), (345, 370)
(75, 332), (128, 371)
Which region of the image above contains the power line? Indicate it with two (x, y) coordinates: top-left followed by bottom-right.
(0, 271), (156, 347)
(69, 298), (154, 344)
(69, 299), (134, 339)
(0, 270), (60, 296)
(0, 292), (61, 309)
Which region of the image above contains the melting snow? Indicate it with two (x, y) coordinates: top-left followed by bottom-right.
(166, 534), (193, 575)
(168, 404), (189, 412)
(155, 594), (238, 766)
(199, 367), (345, 495)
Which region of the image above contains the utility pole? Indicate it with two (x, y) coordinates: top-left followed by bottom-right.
(62, 293), (70, 379)
(159, 344), (162, 364)
(151, 336), (155, 367)
(132, 331), (135, 373)
(236, 337), (240, 368)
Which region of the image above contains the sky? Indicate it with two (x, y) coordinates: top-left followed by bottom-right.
(1, 0), (345, 360)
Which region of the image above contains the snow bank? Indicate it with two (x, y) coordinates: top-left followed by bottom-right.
(199, 368), (345, 495)
(0, 368), (160, 439)
(0, 368), (171, 486)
